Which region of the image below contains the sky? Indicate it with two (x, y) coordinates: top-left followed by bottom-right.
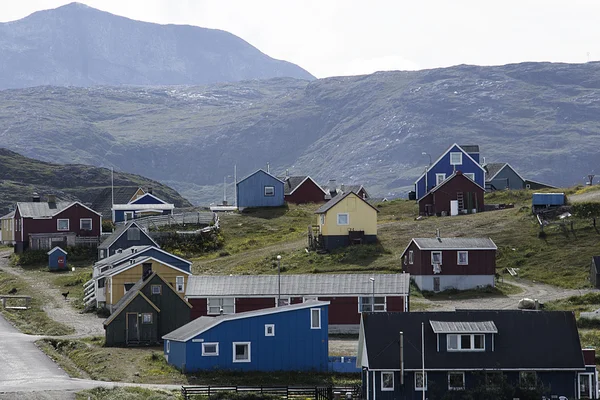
(1, 1), (599, 78)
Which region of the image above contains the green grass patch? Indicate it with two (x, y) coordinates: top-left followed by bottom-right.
(52, 268), (92, 309)
(545, 293), (600, 315)
(76, 387), (182, 400)
(375, 199), (419, 223)
(420, 281), (521, 301)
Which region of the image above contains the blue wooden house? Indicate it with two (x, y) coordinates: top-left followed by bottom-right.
(415, 144), (485, 201)
(357, 310), (597, 400)
(163, 301), (329, 372)
(47, 246), (67, 271)
(484, 162), (526, 191)
(111, 192), (174, 223)
(97, 221), (158, 260)
(236, 169), (285, 209)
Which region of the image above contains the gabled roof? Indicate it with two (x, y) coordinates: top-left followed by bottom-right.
(111, 203), (174, 211)
(315, 191), (379, 214)
(415, 143), (486, 186)
(98, 221), (158, 250)
(236, 169), (285, 186)
(359, 310), (585, 371)
(163, 301), (330, 342)
(47, 246), (67, 255)
(17, 201), (101, 218)
(185, 273), (410, 298)
(400, 237), (497, 257)
(484, 162), (526, 183)
(0, 210), (15, 219)
(101, 256), (192, 279)
(91, 187), (143, 219)
(279, 176), (327, 196)
(128, 192), (171, 206)
(420, 170), (485, 198)
(524, 179), (558, 189)
(322, 184), (369, 200)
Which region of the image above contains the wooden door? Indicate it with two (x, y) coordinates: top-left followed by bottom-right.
(126, 313), (139, 343)
(433, 277), (440, 292)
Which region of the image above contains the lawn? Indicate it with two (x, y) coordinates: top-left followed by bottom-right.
(76, 387), (182, 400)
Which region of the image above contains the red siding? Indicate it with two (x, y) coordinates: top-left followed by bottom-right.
(318, 297), (360, 324)
(407, 246), (496, 276)
(386, 296), (405, 312)
(583, 348), (596, 366)
(20, 203), (101, 242)
(285, 179), (326, 204)
(189, 298), (207, 319)
(236, 297), (275, 313)
(418, 173), (485, 215)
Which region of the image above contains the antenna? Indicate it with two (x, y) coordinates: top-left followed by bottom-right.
(111, 167), (114, 209)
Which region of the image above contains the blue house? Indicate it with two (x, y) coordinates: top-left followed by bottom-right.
(47, 246), (67, 271)
(357, 310), (597, 400)
(97, 221), (158, 260)
(236, 169), (285, 209)
(112, 192), (174, 223)
(163, 301), (329, 372)
(484, 162), (526, 191)
(415, 144), (485, 200)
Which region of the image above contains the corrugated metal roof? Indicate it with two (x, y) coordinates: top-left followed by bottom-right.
(412, 237), (497, 250)
(186, 273), (410, 297)
(315, 191), (379, 214)
(0, 210), (15, 219)
(17, 201), (72, 218)
(484, 163), (507, 182)
(91, 187), (142, 219)
(430, 320), (498, 333)
(95, 245), (153, 267)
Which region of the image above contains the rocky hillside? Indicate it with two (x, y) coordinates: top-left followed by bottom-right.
(0, 62), (599, 204)
(0, 2), (313, 89)
(0, 149), (192, 215)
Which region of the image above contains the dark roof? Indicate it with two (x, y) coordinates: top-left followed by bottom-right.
(360, 310), (585, 370)
(484, 163), (507, 181)
(280, 176), (307, 195)
(322, 184), (369, 200)
(98, 221), (157, 250)
(315, 191), (379, 214)
(426, 171), (485, 195)
(593, 256), (600, 272)
(459, 144), (480, 153)
(91, 187), (142, 219)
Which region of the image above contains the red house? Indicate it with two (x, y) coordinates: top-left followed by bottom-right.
(401, 235), (497, 292)
(279, 175), (327, 204)
(14, 194), (102, 252)
(185, 273), (410, 334)
(418, 170), (485, 216)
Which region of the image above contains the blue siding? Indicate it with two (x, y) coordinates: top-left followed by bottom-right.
(169, 305), (328, 372)
(488, 166), (525, 190)
(48, 249), (67, 270)
(236, 170), (285, 208)
(532, 193), (565, 206)
(130, 194), (167, 205)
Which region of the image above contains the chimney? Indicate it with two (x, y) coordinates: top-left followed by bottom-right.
(328, 179), (337, 196)
(32, 192), (40, 202)
(147, 187), (153, 194)
(340, 184), (345, 193)
(47, 194), (56, 204)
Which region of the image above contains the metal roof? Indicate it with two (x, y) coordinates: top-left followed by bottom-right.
(98, 221), (157, 250)
(0, 210), (15, 219)
(430, 320), (498, 334)
(90, 187), (142, 219)
(163, 301), (330, 342)
(411, 237), (497, 250)
(185, 273), (410, 297)
(315, 191), (379, 214)
(17, 201), (72, 218)
(483, 163), (507, 182)
(280, 176), (307, 195)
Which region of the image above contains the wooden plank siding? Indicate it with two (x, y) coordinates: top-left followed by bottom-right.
(236, 170), (285, 208)
(418, 172), (485, 216)
(105, 294), (159, 346)
(284, 179), (326, 204)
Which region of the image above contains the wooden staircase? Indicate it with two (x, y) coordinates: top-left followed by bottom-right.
(457, 191), (464, 210)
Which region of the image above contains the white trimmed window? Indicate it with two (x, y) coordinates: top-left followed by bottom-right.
(151, 285), (162, 295)
(447, 334), (485, 351)
(448, 372), (465, 390)
(359, 297), (386, 312)
(207, 298), (235, 315)
(431, 251), (442, 265)
(415, 372), (427, 391)
(124, 211), (134, 221)
(264, 186), (275, 197)
(337, 213), (349, 225)
(310, 308), (321, 329)
(202, 342), (219, 356)
(142, 313), (153, 324)
(57, 219), (69, 231)
(265, 324), (275, 336)
(457, 251), (468, 265)
(127, 227), (140, 240)
(233, 342), (251, 362)
(436, 173), (446, 186)
(464, 172), (475, 181)
(450, 152), (463, 165)
(408, 250), (414, 264)
(381, 371), (394, 391)
(80, 218), (92, 230)
(320, 214), (325, 225)
(175, 276), (184, 293)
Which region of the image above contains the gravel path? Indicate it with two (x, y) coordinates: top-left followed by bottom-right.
(569, 190), (600, 203)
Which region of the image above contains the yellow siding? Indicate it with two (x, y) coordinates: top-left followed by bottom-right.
(107, 259), (189, 306)
(0, 217), (14, 242)
(131, 187), (145, 202)
(317, 193), (377, 236)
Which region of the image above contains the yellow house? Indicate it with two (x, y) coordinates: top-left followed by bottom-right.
(104, 256), (191, 311)
(314, 191), (379, 251)
(0, 211), (15, 245)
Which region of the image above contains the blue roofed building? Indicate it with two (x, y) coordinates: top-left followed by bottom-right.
(111, 192), (174, 223)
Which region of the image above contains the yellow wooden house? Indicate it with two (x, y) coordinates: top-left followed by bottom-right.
(104, 256), (191, 312)
(314, 191), (379, 251)
(0, 211), (15, 245)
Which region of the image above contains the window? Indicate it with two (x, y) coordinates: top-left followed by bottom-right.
(457, 251), (468, 265)
(337, 213), (349, 225)
(233, 342), (251, 362)
(264, 186), (275, 196)
(80, 218), (92, 230)
(202, 342), (219, 356)
(124, 211), (134, 221)
(320, 214), (325, 225)
(175, 276), (184, 293)
(99, 249), (105, 259)
(151, 285), (162, 295)
(436, 173), (446, 186)
(57, 219), (69, 231)
(359, 297), (386, 312)
(450, 152), (463, 165)
(166, 340), (170, 353)
(142, 313), (153, 324)
(464, 172), (475, 181)
(381, 371), (394, 391)
(447, 334), (485, 351)
(415, 372), (427, 391)
(519, 371), (537, 389)
(124, 283), (135, 293)
(207, 298), (235, 315)
(431, 251), (442, 265)
(265, 324), (275, 336)
(127, 227), (140, 240)
(311, 308), (321, 329)
(408, 250), (414, 265)
(448, 372), (465, 390)
(143, 263), (152, 276)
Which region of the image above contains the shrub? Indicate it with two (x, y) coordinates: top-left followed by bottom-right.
(12, 250), (48, 266)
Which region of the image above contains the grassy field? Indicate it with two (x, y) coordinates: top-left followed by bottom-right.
(76, 387), (182, 400)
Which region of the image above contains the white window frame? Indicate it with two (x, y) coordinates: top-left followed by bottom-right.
(431, 251), (442, 265)
(151, 284), (162, 295)
(232, 342), (251, 363)
(448, 372), (465, 390)
(436, 173), (446, 186)
(264, 186), (275, 197)
(457, 251), (468, 265)
(381, 371), (394, 391)
(408, 250), (414, 265)
(80, 218), (92, 230)
(447, 334), (485, 352)
(336, 213), (349, 226)
(207, 298), (235, 315)
(450, 152), (463, 165)
(415, 371), (427, 391)
(310, 308), (321, 329)
(124, 211), (134, 221)
(57, 219), (69, 231)
(359, 297), (386, 313)
(320, 214), (325, 225)
(175, 276), (184, 293)
(265, 324), (275, 336)
(202, 342), (219, 356)
(464, 172), (475, 181)
(142, 313), (153, 324)
(166, 340), (170, 353)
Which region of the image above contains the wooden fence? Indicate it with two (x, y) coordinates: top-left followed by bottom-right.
(180, 385), (361, 400)
(117, 212), (218, 231)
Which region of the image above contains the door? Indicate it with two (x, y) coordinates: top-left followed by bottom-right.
(126, 313), (139, 343)
(433, 277), (440, 292)
(578, 373), (593, 399)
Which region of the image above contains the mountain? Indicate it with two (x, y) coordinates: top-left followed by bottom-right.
(0, 2), (314, 89)
(0, 61), (599, 204)
(0, 148), (192, 215)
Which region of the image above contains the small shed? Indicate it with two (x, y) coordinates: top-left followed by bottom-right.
(47, 246), (67, 271)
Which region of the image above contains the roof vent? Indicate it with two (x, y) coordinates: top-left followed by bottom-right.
(129, 259), (135, 265)
(328, 180), (337, 196)
(32, 192), (40, 202)
(47, 194), (56, 204)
